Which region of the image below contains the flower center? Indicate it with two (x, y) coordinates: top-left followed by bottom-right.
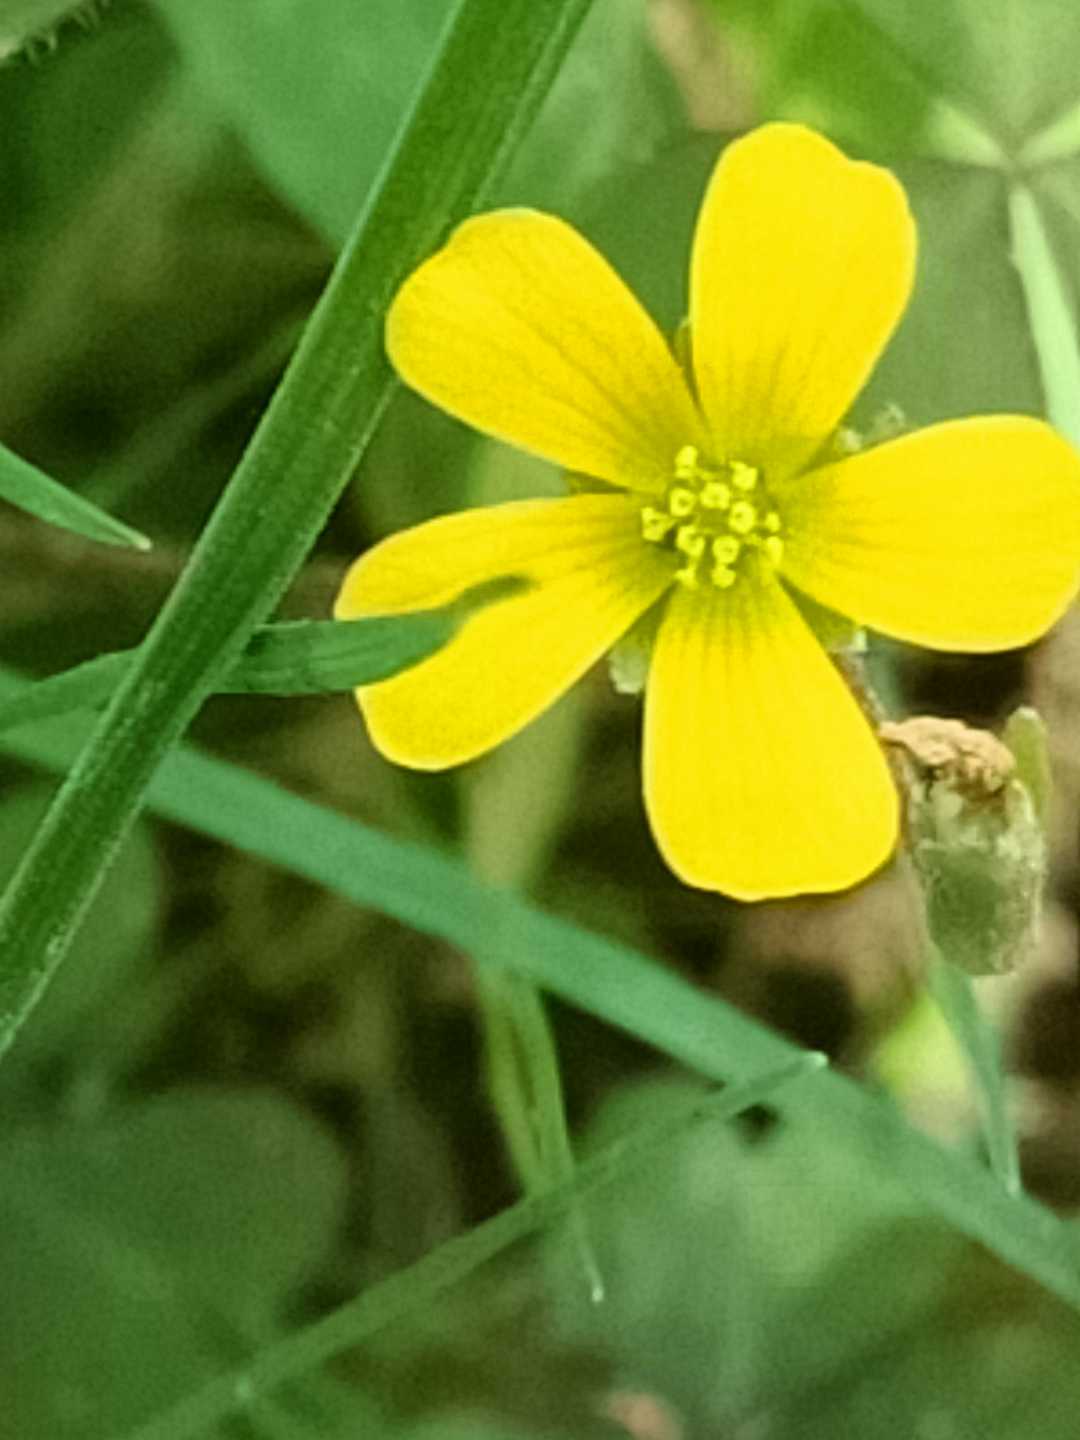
(639, 445), (784, 590)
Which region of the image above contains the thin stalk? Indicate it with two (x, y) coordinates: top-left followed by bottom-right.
(465, 694), (603, 1300)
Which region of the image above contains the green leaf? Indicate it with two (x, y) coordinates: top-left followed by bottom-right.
(0, 441), (150, 549)
(0, 0), (594, 1063)
(0, 1090), (346, 1439)
(717, 0), (935, 153)
(115, 1062), (820, 1440)
(152, 0), (453, 245)
(234, 580), (529, 696)
(718, 1), (1080, 159)
(154, 0), (678, 246)
(847, 0), (1080, 152)
(564, 1075), (1080, 1436)
(0, 0), (93, 57)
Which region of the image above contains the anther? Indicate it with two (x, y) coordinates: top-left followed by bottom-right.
(641, 506), (674, 542)
(675, 525), (705, 559)
(764, 510), (781, 533)
(731, 462), (758, 492)
(668, 486), (696, 518)
(712, 535), (740, 565)
(674, 563), (700, 589)
(711, 565), (737, 589)
(700, 480), (732, 510)
(729, 500), (757, 535)
(764, 535), (784, 566)
(673, 445), (699, 480)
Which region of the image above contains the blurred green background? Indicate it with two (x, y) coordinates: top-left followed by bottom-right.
(5, 1), (1080, 1437)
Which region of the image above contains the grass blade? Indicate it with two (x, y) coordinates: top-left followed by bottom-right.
(2, 674), (1080, 1318)
(0, 0), (593, 1059)
(0, 581), (529, 735)
(0, 442), (150, 550)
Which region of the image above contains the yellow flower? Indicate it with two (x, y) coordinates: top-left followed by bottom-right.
(335, 123), (1080, 901)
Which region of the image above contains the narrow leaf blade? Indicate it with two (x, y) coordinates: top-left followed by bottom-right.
(0, 443), (150, 550)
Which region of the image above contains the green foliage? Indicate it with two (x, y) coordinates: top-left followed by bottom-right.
(0, 0), (594, 1063)
(0, 1090), (347, 1439)
(0, 781), (159, 1089)
(4, 667), (1080, 1328)
(0, 0), (104, 61)
(152, 0), (680, 245)
(6, 1), (1080, 1437)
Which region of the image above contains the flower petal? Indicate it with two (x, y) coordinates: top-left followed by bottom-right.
(643, 572), (898, 899)
(387, 210), (706, 492)
(336, 494), (673, 768)
(778, 416), (1080, 650)
(690, 123), (915, 477)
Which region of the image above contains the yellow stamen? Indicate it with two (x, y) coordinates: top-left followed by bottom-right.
(700, 480), (732, 510)
(729, 500), (757, 534)
(668, 486), (696, 518)
(674, 444), (699, 479)
(675, 524), (705, 559)
(641, 506), (675, 542)
(648, 447), (784, 594)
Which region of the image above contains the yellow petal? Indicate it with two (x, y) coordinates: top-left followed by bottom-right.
(643, 572), (898, 899)
(777, 417), (1080, 650)
(387, 210), (706, 492)
(690, 123), (915, 477)
(335, 494), (673, 768)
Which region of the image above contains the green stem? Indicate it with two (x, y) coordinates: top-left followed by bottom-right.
(0, 0), (593, 1059)
(475, 969), (549, 1190)
(475, 966), (605, 1301)
(465, 694), (602, 1298)
(926, 955), (1020, 1196)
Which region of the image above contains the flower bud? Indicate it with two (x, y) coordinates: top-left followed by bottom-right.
(881, 712), (1047, 975)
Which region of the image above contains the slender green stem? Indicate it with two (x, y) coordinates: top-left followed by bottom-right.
(475, 969), (549, 1190)
(927, 956), (1020, 1195)
(475, 966), (606, 1300)
(0, 0), (593, 1058)
(465, 694), (602, 1297)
